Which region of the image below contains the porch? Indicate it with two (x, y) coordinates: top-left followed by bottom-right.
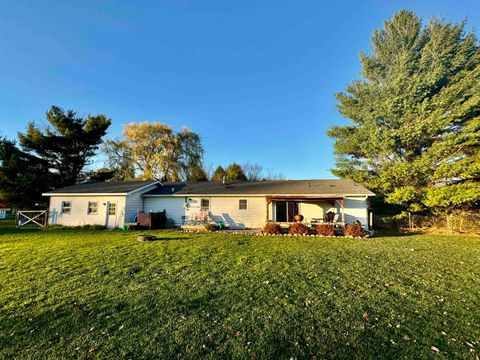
(265, 196), (346, 228)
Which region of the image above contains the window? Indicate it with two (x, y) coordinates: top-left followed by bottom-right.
(62, 201), (71, 214)
(108, 203), (116, 216)
(200, 198), (210, 211)
(87, 201), (98, 215)
(239, 199), (248, 210)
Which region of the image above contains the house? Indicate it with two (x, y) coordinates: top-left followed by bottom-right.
(0, 200), (10, 219)
(43, 179), (375, 229)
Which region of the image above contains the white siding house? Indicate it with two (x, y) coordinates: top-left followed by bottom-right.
(43, 179), (375, 229)
(43, 181), (159, 228)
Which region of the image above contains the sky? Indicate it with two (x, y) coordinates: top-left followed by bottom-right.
(0, 0), (479, 179)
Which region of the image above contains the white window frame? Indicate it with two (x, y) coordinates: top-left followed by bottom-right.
(108, 202), (116, 216)
(239, 199), (248, 210)
(200, 198), (210, 211)
(62, 201), (71, 214)
(87, 201), (98, 215)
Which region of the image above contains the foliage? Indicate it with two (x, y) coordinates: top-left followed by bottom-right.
(1, 225), (479, 358)
(0, 138), (54, 209)
(288, 222), (309, 235)
(105, 122), (204, 182)
(186, 163), (209, 182)
(344, 223), (366, 237)
(103, 140), (136, 181)
(85, 168), (116, 182)
(243, 162), (263, 181)
(262, 222), (282, 234)
(328, 10), (480, 213)
(211, 165), (225, 182)
(225, 163), (247, 181)
(18, 106), (111, 187)
(316, 223), (335, 236)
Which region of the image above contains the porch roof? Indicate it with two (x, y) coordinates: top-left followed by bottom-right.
(266, 195), (344, 201)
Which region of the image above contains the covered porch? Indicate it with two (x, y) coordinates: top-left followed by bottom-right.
(265, 196), (346, 228)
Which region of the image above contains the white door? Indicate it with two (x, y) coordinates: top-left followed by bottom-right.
(106, 202), (118, 228)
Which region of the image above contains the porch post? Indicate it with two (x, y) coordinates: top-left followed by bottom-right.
(341, 198), (345, 226)
(266, 196), (271, 223)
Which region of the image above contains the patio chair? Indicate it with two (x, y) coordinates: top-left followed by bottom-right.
(332, 214), (340, 227)
(198, 210), (209, 224)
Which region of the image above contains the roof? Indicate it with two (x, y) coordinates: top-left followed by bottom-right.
(43, 180), (158, 196)
(144, 179), (375, 197)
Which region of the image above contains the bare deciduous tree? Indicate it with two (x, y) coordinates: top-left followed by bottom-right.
(242, 162), (263, 181)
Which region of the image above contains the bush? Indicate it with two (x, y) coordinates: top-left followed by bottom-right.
(204, 223), (218, 232)
(316, 223), (334, 236)
(263, 222), (282, 234)
(288, 223), (309, 235)
(344, 223), (366, 237)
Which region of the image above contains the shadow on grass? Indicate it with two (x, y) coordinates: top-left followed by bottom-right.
(374, 229), (422, 237)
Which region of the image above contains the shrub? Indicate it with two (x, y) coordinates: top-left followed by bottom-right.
(316, 223), (334, 236)
(263, 222), (282, 234)
(288, 223), (309, 235)
(344, 223), (366, 237)
(204, 223), (218, 232)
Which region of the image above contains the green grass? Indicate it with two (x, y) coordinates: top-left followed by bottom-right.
(1, 221), (479, 359)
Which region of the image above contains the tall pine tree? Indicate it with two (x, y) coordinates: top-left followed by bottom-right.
(18, 106), (111, 187)
(328, 10), (480, 214)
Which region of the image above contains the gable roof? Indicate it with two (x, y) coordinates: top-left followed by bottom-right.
(43, 180), (158, 196)
(144, 179), (375, 197)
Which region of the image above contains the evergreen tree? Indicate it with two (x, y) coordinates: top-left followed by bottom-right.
(18, 106), (111, 187)
(225, 163), (247, 181)
(0, 138), (53, 209)
(211, 166), (225, 182)
(328, 10), (480, 213)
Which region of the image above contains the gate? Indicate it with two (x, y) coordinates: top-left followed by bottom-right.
(16, 210), (48, 228)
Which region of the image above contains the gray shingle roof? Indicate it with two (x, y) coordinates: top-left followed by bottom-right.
(144, 179), (374, 196)
(43, 180), (158, 195)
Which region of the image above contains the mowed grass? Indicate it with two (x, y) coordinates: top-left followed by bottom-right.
(1, 221), (479, 359)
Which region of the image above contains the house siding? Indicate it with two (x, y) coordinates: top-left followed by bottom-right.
(124, 184), (159, 223)
(143, 197), (186, 226)
(184, 196), (267, 229)
(341, 197), (369, 226)
(48, 195), (127, 228)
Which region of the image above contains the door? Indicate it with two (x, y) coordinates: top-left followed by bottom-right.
(106, 202), (117, 228)
(275, 201), (299, 222)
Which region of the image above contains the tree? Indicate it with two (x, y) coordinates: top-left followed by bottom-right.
(18, 106), (111, 187)
(264, 169), (286, 181)
(0, 138), (53, 209)
(243, 162), (263, 181)
(103, 140), (136, 181)
(104, 122), (204, 181)
(186, 163), (208, 182)
(225, 163), (247, 181)
(328, 10), (480, 214)
(211, 166), (225, 182)
(87, 168), (116, 182)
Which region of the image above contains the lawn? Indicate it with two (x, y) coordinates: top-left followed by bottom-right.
(1, 222), (479, 359)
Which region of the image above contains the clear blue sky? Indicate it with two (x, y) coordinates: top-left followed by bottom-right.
(0, 0), (478, 179)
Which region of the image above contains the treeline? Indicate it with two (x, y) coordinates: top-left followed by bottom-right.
(0, 109), (283, 209)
